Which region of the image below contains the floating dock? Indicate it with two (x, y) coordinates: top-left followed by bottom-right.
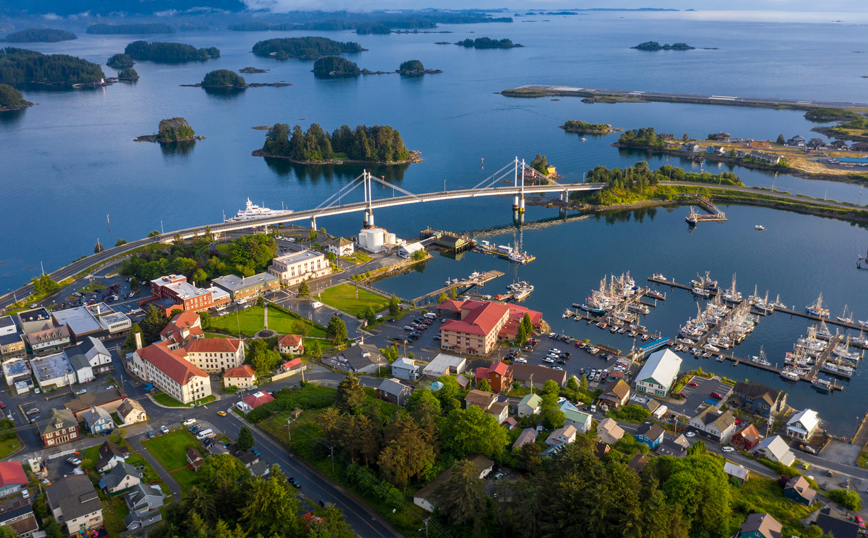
(685, 196), (727, 225)
(412, 270), (504, 305)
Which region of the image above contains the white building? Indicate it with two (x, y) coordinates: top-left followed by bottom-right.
(134, 341), (211, 405)
(753, 435), (796, 467)
(634, 349), (682, 397)
(422, 353), (467, 379)
(267, 250), (330, 286)
(30, 352), (76, 390)
(324, 237), (354, 257)
(391, 357), (420, 381)
(357, 227), (395, 253)
(398, 242), (425, 259)
(184, 338), (245, 374)
(786, 409), (819, 441)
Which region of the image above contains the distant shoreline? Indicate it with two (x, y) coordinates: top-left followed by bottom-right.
(0, 102), (34, 112)
(252, 149), (423, 165)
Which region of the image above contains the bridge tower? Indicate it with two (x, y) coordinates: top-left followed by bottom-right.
(511, 158), (526, 214)
(512, 157), (520, 211)
(519, 159), (526, 214)
(362, 170), (375, 229)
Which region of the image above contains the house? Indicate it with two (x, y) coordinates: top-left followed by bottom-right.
(83, 406), (114, 435)
(784, 476), (816, 506)
(96, 440), (129, 473)
(634, 349), (682, 397)
(124, 483), (165, 530)
(711, 132), (731, 142)
(377, 378), (412, 406)
(29, 352), (75, 391)
(807, 138), (826, 150)
(0, 333), (26, 360)
(707, 145), (726, 155)
(656, 435), (689, 458)
(807, 506), (863, 538)
(748, 151), (781, 165)
(391, 357), (420, 382)
(630, 395), (667, 418)
(513, 428), (537, 450)
(595, 441), (611, 459)
(0, 462), (27, 498)
(281, 358), (307, 377)
(724, 462), (750, 484)
(596, 418), (625, 445)
(212, 272), (280, 302)
(786, 409), (819, 441)
(243, 391), (275, 409)
(160, 310), (203, 347)
(627, 453), (650, 473)
(63, 336), (113, 382)
(116, 398), (146, 426)
(736, 513), (782, 538)
(753, 435), (795, 467)
(688, 407), (736, 443)
(559, 402), (591, 434)
(730, 382), (786, 418)
(100, 462), (142, 494)
(64, 344), (94, 385)
(464, 389), (498, 411)
(748, 140), (771, 149)
(437, 299), (543, 356)
(64, 386), (126, 422)
(787, 135), (806, 147)
(45, 475), (103, 535)
(324, 237), (355, 257)
(25, 323), (71, 354)
(504, 417), (518, 430)
(682, 142), (702, 153)
(0, 316), (16, 337)
(634, 423), (665, 449)
(38, 409), (79, 447)
(510, 363), (567, 389)
(852, 141), (868, 152)
(456, 375), (471, 390)
(830, 140), (850, 150)
(732, 423), (762, 450)
(339, 344), (386, 374)
(517, 394), (542, 417)
(186, 448), (204, 471)
(277, 334), (303, 355)
(223, 365), (256, 390)
(547, 425), (577, 447)
(208, 444), (230, 456)
(598, 380), (631, 408)
(267, 250), (330, 286)
(487, 401), (509, 424)
(475, 362), (513, 392)
(0, 497), (39, 537)
(422, 354), (467, 379)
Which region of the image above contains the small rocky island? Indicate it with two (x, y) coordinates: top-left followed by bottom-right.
(0, 83), (33, 111)
(560, 120), (622, 135)
(239, 67), (268, 73)
(135, 117), (204, 142)
(118, 68), (139, 81)
(397, 60), (442, 75)
(313, 56), (361, 77)
(456, 37), (522, 49)
(632, 41), (694, 51)
(182, 69), (291, 89)
(107, 54), (135, 68)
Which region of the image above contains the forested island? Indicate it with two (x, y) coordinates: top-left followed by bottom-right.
(229, 11), (512, 34)
(86, 23), (176, 35)
(313, 56), (361, 77)
(632, 41), (694, 51)
(397, 59), (441, 75)
(614, 127), (669, 150)
(252, 37), (365, 61)
(456, 37), (522, 49)
(125, 41), (219, 63)
(106, 53), (135, 68)
(118, 68), (139, 81)
(255, 123), (420, 164)
(135, 117), (203, 143)
(239, 67), (268, 73)
(2, 28), (77, 43)
(0, 83), (33, 111)
(181, 69), (289, 89)
(561, 120), (622, 134)
(0, 48), (105, 85)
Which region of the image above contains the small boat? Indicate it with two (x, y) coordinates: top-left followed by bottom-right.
(581, 137), (588, 142)
(811, 377), (833, 393)
(780, 368), (800, 381)
(716, 355), (725, 362)
(646, 290), (665, 300)
(806, 293), (831, 318)
(837, 305), (854, 324)
(755, 225), (765, 231)
(652, 273), (666, 281)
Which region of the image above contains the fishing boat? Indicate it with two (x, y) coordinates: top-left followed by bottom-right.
(806, 293), (831, 318)
(646, 289), (665, 300)
(811, 377), (833, 393)
(225, 198), (292, 222)
(837, 305), (855, 324)
(652, 273), (666, 281)
(755, 225), (765, 231)
(779, 368), (800, 382)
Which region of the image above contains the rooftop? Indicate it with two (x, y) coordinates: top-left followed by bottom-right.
(46, 475), (101, 523)
(139, 341), (207, 386)
(52, 305), (103, 335)
(185, 338), (242, 353)
(636, 348), (682, 387)
(1, 359), (29, 379)
(26, 324), (70, 345)
(224, 365), (255, 378)
(272, 249), (323, 265)
(278, 334), (302, 347)
(0, 316), (15, 330)
(30, 352), (73, 383)
(17, 307), (50, 324)
(165, 280), (210, 300)
(0, 462), (27, 487)
(212, 272), (279, 292)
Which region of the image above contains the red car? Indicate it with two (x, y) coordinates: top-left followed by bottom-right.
(687, 382), (699, 387)
(0, 402), (4, 409)
(710, 392), (723, 400)
(674, 392), (687, 399)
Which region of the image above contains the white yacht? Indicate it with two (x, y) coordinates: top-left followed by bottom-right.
(225, 198), (292, 222)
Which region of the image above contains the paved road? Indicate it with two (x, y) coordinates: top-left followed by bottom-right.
(128, 434), (182, 502)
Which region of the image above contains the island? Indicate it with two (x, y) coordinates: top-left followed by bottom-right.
(239, 67), (268, 74)
(0, 48), (105, 85)
(181, 70), (290, 89)
(252, 37), (366, 61)
(106, 53), (134, 69)
(561, 120), (623, 135)
(118, 68), (139, 81)
(456, 37), (522, 49)
(86, 23), (175, 35)
(254, 123), (421, 164)
(0, 83), (33, 111)
(313, 56), (361, 77)
(2, 28), (77, 43)
(124, 41), (219, 63)
(397, 59), (442, 75)
(631, 41), (694, 51)
(135, 117), (204, 143)
(806, 107), (868, 142)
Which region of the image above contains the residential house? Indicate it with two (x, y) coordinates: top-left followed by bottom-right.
(38, 409), (79, 447)
(509, 363), (567, 389)
(748, 151), (781, 165)
(731, 382), (787, 418)
(504, 417), (518, 430)
(724, 462), (751, 484)
(487, 401), (509, 424)
(377, 378), (412, 407)
(277, 334), (303, 355)
(116, 398), (147, 426)
(732, 424), (763, 450)
(707, 145), (726, 155)
(634, 423), (665, 449)
(595, 441), (611, 459)
(852, 141), (868, 152)
(736, 513), (782, 538)
(267, 250), (330, 286)
(711, 132), (731, 142)
(223, 365), (256, 390)
(784, 476), (816, 506)
(96, 440), (128, 473)
(598, 380), (631, 408)
(630, 395), (667, 418)
(517, 394), (541, 417)
(559, 402), (592, 434)
(688, 407), (736, 444)
(546, 425), (577, 447)
(807, 138), (826, 150)
(77, 336), (113, 374)
(634, 349), (682, 397)
(786, 409), (819, 441)
(627, 453), (650, 473)
(475, 362), (513, 393)
(467, 455), (494, 479)
(64, 386), (126, 422)
(124, 483), (165, 530)
(324, 237), (355, 257)
(186, 448), (204, 471)
(682, 142), (702, 153)
(596, 418), (625, 445)
(391, 357), (420, 382)
(45, 475), (103, 535)
(25, 324), (71, 355)
(83, 406), (114, 435)
(464, 390), (498, 411)
(456, 375), (471, 390)
(339, 344), (385, 375)
(422, 354), (467, 379)
(0, 497), (39, 537)
(512, 428), (537, 450)
(0, 462), (27, 498)
(100, 462), (142, 494)
(656, 435), (689, 458)
(0, 333), (26, 359)
(787, 135), (806, 147)
(807, 506), (863, 538)
(243, 391), (275, 410)
(830, 140), (850, 150)
(753, 435), (795, 467)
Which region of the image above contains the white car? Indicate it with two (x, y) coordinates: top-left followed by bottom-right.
(21, 489), (29, 499)
(75, 389), (87, 396)
(160, 425), (170, 434)
(685, 431), (696, 438)
(182, 419), (196, 426)
(722, 446), (735, 453)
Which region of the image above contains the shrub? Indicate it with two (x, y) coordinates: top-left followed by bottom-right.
(828, 489), (861, 511)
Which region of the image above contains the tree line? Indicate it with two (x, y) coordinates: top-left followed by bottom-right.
(252, 36), (365, 60)
(0, 83), (30, 108)
(456, 37), (521, 49)
(586, 162), (742, 190)
(202, 69), (245, 87)
(107, 53), (134, 68)
(312, 56), (360, 77)
(156, 117), (195, 141)
(616, 127), (669, 150)
(124, 41), (219, 62)
(2, 28), (77, 43)
(262, 123), (412, 163)
(231, 12), (511, 34)
(0, 47), (105, 84)
(562, 120), (613, 133)
(86, 23), (176, 34)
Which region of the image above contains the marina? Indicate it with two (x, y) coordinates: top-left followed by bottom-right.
(411, 270), (504, 305)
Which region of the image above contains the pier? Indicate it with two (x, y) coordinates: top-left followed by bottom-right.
(685, 196), (727, 224)
(804, 334), (844, 381)
(420, 228), (475, 252)
(411, 270), (504, 304)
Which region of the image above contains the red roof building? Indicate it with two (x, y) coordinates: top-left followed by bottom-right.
(223, 365), (256, 389)
(160, 311), (204, 346)
(0, 461), (28, 496)
(732, 423), (763, 451)
(438, 299), (543, 356)
(277, 334), (304, 355)
(243, 391), (275, 409)
(137, 341), (211, 405)
(475, 362), (513, 392)
(183, 337), (245, 374)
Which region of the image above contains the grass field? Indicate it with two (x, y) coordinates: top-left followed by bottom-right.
(144, 430), (202, 471)
(317, 283), (390, 318)
(210, 305), (326, 338)
(0, 437), (21, 459)
(172, 467), (198, 491)
(153, 392), (216, 407)
(729, 475), (818, 537)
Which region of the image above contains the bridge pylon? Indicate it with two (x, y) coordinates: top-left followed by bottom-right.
(311, 216), (317, 230)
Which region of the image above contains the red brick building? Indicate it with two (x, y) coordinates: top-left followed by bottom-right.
(474, 362), (513, 393)
(148, 275), (230, 313)
(437, 299), (543, 356)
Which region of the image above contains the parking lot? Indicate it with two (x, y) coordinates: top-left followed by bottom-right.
(666, 371), (733, 416)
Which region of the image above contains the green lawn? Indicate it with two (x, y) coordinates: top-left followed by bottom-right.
(317, 283), (390, 318)
(215, 243), (231, 254)
(210, 305), (326, 338)
(143, 430), (201, 471)
(729, 475), (818, 537)
(153, 392), (216, 407)
(0, 437), (21, 459)
(102, 494), (129, 536)
(172, 467), (198, 492)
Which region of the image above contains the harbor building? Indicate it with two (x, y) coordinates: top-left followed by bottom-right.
(437, 299), (543, 356)
(212, 273), (280, 302)
(267, 250), (330, 286)
(634, 349), (682, 397)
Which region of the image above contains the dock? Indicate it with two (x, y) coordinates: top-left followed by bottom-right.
(420, 228), (474, 252)
(412, 270), (504, 304)
(803, 334), (844, 381)
(685, 196), (727, 224)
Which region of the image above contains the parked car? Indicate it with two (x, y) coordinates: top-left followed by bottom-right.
(685, 431), (696, 437)
(250, 448), (260, 456)
(75, 389), (87, 396)
(709, 392), (723, 400)
(148, 430), (155, 439)
(160, 425), (170, 434)
(0, 402), (5, 409)
(722, 446), (734, 453)
(67, 457), (82, 465)
(687, 382), (699, 387)
(289, 477), (301, 488)
(182, 419), (196, 426)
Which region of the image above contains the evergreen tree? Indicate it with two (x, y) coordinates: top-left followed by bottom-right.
(336, 375), (366, 414)
(327, 314), (347, 343)
(236, 426), (255, 451)
(389, 295), (400, 316)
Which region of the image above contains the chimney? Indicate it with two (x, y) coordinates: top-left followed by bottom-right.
(134, 331), (143, 350)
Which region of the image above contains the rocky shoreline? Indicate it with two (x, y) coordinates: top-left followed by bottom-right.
(252, 149), (423, 165)
(135, 134), (206, 143)
(811, 126), (868, 143)
(0, 102), (34, 112)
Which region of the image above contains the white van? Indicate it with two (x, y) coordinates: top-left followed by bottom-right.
(311, 301), (323, 309)
(196, 429), (213, 440)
